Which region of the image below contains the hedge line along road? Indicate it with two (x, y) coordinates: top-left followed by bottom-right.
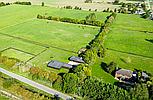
(0, 67), (73, 100)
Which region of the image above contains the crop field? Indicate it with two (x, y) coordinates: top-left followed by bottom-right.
(104, 14), (153, 74)
(0, 4), (109, 73)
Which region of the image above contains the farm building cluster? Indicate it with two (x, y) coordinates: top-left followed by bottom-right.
(47, 56), (84, 69)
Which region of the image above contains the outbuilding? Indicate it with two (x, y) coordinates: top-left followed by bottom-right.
(47, 60), (72, 69)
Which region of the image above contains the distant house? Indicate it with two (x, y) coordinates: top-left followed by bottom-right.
(68, 56), (84, 66)
(47, 60), (73, 69)
(135, 10), (145, 15)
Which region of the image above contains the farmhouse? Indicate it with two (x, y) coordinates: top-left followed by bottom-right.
(115, 69), (133, 81)
(47, 60), (72, 69)
(68, 56), (84, 66)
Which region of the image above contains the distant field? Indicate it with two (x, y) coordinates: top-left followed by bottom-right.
(0, 0), (120, 11)
(103, 14), (153, 74)
(0, 4), (109, 74)
(111, 14), (153, 32)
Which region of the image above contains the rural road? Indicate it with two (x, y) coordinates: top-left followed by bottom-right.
(0, 67), (73, 100)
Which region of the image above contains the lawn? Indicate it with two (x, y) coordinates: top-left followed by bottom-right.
(90, 60), (117, 84)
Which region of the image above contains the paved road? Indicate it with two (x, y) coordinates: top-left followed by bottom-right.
(0, 67), (73, 100)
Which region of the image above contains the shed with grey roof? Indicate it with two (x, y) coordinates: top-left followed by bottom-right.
(47, 60), (73, 69)
(69, 56), (84, 63)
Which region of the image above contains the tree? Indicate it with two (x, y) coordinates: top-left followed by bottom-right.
(141, 10), (151, 19)
(106, 8), (110, 12)
(129, 83), (149, 100)
(85, 13), (96, 23)
(114, 8), (117, 12)
(84, 0), (92, 3)
(113, 0), (120, 5)
(53, 76), (63, 91)
(106, 61), (117, 75)
(42, 2), (44, 6)
(63, 73), (79, 93)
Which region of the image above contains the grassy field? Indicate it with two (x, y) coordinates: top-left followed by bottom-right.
(0, 0), (120, 11)
(0, 4), (109, 74)
(103, 14), (153, 74)
(0, 95), (8, 100)
(91, 60), (117, 84)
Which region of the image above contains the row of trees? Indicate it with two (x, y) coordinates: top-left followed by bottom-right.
(37, 13), (103, 27)
(13, 1), (31, 5)
(79, 13), (117, 64)
(63, 6), (82, 10)
(84, 0), (92, 3)
(29, 67), (59, 85)
(0, 2), (10, 7)
(0, 74), (56, 100)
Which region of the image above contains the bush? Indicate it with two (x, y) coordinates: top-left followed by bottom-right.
(84, 0), (92, 3)
(37, 14), (102, 27)
(42, 2), (44, 6)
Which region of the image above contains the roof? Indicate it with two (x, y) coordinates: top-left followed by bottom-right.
(116, 69), (133, 78)
(47, 60), (63, 69)
(69, 56), (84, 63)
(47, 60), (72, 69)
(63, 63), (73, 69)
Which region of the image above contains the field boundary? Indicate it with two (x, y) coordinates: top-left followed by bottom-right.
(25, 48), (48, 63)
(0, 32), (77, 54)
(108, 48), (153, 59)
(0, 47), (36, 62)
(0, 18), (36, 31)
(0, 47), (36, 56)
(0, 47), (49, 63)
(111, 26), (153, 33)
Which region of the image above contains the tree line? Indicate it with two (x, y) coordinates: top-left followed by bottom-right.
(0, 2), (10, 7)
(0, 73), (59, 100)
(37, 13), (103, 27)
(13, 1), (31, 5)
(79, 12), (117, 64)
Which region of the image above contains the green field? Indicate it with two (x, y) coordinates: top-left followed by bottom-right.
(0, 4), (109, 73)
(0, 95), (8, 100)
(103, 14), (153, 74)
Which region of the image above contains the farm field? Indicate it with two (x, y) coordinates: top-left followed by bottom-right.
(0, 95), (8, 100)
(0, 0), (120, 11)
(0, 4), (109, 74)
(104, 14), (153, 74)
